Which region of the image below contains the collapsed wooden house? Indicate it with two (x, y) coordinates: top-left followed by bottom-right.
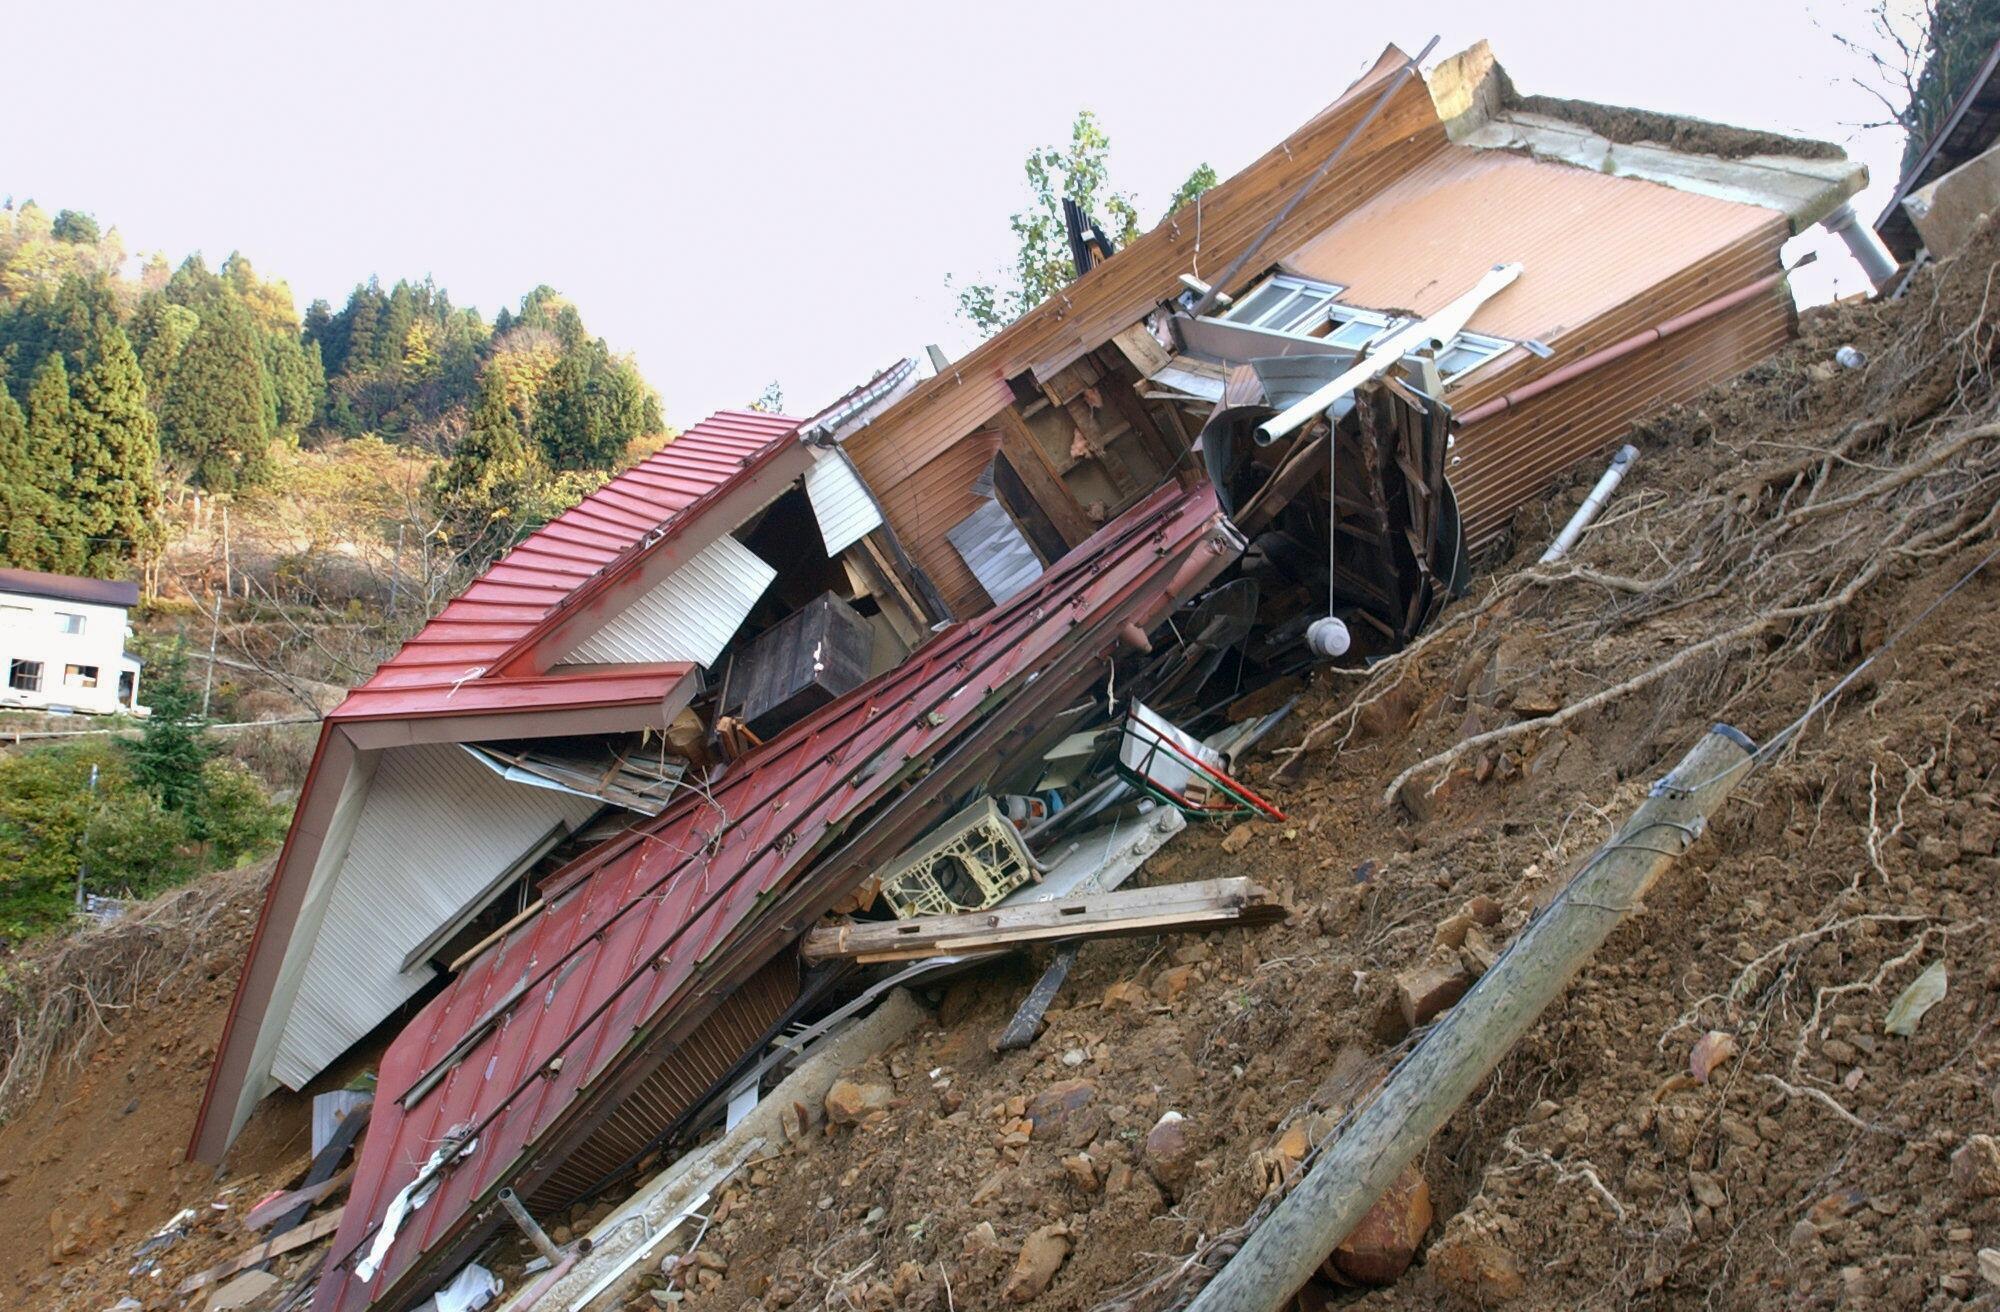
(184, 39), (1879, 1312)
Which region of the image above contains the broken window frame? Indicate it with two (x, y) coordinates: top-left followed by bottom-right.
(1205, 272), (1515, 386)
(8, 658), (42, 692)
(1218, 273), (1348, 335)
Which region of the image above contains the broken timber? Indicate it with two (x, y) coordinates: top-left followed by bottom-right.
(1183, 725), (1756, 1312)
(177, 1207), (345, 1296)
(800, 876), (1286, 965)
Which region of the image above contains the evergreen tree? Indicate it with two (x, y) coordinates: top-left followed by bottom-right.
(532, 350), (613, 470)
(126, 643), (212, 816)
(160, 303), (271, 490)
(67, 319), (159, 576)
(128, 293), (199, 408)
(23, 354), (84, 571)
(429, 371), (550, 547)
(0, 385), (58, 570)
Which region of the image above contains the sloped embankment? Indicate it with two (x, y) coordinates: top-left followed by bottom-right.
(636, 237), (2000, 1311)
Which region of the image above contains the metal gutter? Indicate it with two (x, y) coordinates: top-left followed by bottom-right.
(1454, 271), (1786, 427)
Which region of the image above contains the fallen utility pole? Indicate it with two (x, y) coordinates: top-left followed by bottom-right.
(1184, 725), (1755, 1312)
(800, 877), (1286, 965)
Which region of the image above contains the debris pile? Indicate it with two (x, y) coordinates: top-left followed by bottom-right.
(14, 34), (2000, 1312)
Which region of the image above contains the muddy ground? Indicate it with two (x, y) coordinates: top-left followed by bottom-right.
(4, 238), (2000, 1312)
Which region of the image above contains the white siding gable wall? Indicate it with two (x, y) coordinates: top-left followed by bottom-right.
(271, 741), (598, 1089)
(558, 535), (776, 669)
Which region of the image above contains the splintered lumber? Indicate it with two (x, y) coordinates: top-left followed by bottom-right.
(1184, 725), (1755, 1312)
(801, 876), (1286, 965)
(241, 1165), (354, 1232)
(176, 1207), (345, 1296)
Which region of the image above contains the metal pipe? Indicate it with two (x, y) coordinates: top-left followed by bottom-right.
(1255, 263), (1523, 445)
(1539, 444), (1638, 564)
(1456, 272), (1785, 427)
(1821, 201), (1898, 291)
(498, 1188), (564, 1267)
(1183, 726), (1756, 1312)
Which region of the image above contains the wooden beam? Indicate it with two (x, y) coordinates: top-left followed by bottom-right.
(176, 1208), (346, 1295)
(1182, 728), (1755, 1312)
(242, 1166), (354, 1232)
(993, 407), (1095, 546)
(801, 877), (1287, 965)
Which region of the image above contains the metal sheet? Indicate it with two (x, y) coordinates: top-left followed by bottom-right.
(560, 536), (775, 669)
(314, 482), (1231, 1312)
(270, 742), (600, 1090)
(195, 413), (801, 1162)
(945, 500), (1043, 607)
(803, 451), (884, 556)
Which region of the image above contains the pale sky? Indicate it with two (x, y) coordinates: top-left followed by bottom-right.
(5, 1), (1924, 426)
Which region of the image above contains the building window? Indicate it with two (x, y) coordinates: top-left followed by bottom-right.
(1215, 276), (1516, 386)
(1431, 330), (1514, 382)
(1218, 274), (1347, 335)
(64, 663), (100, 689)
(55, 611), (85, 635)
(9, 659), (42, 692)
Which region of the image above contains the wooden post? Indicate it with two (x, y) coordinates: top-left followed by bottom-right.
(1184, 725), (1756, 1312)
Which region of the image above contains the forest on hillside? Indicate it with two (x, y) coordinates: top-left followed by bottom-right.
(0, 199), (665, 581)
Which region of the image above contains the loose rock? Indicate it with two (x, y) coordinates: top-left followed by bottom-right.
(1003, 1224), (1072, 1302)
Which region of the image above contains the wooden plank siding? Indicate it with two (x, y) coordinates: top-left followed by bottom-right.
(846, 47), (1447, 613)
(1447, 220), (1791, 546)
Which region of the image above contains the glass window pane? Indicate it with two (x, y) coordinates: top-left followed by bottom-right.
(1225, 282), (1295, 325)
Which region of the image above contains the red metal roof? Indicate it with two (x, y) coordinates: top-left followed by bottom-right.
(314, 481), (1232, 1312)
(189, 410), (803, 1165)
(345, 409), (803, 704)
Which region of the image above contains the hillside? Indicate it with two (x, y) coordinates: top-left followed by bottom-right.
(4, 220), (1997, 1310)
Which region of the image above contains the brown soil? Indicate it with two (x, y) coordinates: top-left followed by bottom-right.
(0, 861), (315, 1312)
(610, 242), (2000, 1311)
(8, 242), (2000, 1312)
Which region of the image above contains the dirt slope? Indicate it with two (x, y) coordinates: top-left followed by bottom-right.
(0, 861), (315, 1311)
(621, 244), (2000, 1311)
(6, 238), (2000, 1312)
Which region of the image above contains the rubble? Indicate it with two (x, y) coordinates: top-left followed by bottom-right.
(20, 24), (2000, 1312)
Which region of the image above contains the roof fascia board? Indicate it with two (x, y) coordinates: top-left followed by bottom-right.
(192, 724), (371, 1160)
(1456, 112), (1865, 234)
(337, 692), (690, 751)
(491, 436), (816, 678)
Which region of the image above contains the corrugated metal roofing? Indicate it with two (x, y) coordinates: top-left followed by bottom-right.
(346, 410), (802, 702)
(313, 481), (1233, 1312)
(1281, 144), (1781, 346)
(192, 410), (804, 1164)
(0, 567), (140, 609)
(803, 451), (885, 556)
(560, 536), (775, 668)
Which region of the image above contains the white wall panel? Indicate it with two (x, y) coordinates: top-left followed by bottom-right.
(804, 451), (884, 556)
(560, 536), (774, 669)
(271, 741), (597, 1088)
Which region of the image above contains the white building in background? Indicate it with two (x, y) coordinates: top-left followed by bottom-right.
(0, 567), (147, 716)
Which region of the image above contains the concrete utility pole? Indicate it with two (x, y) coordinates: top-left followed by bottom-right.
(75, 762), (100, 911)
(1184, 725), (1757, 1312)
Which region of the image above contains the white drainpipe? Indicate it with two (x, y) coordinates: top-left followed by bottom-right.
(1541, 444), (1638, 564)
(1823, 201), (1899, 292)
